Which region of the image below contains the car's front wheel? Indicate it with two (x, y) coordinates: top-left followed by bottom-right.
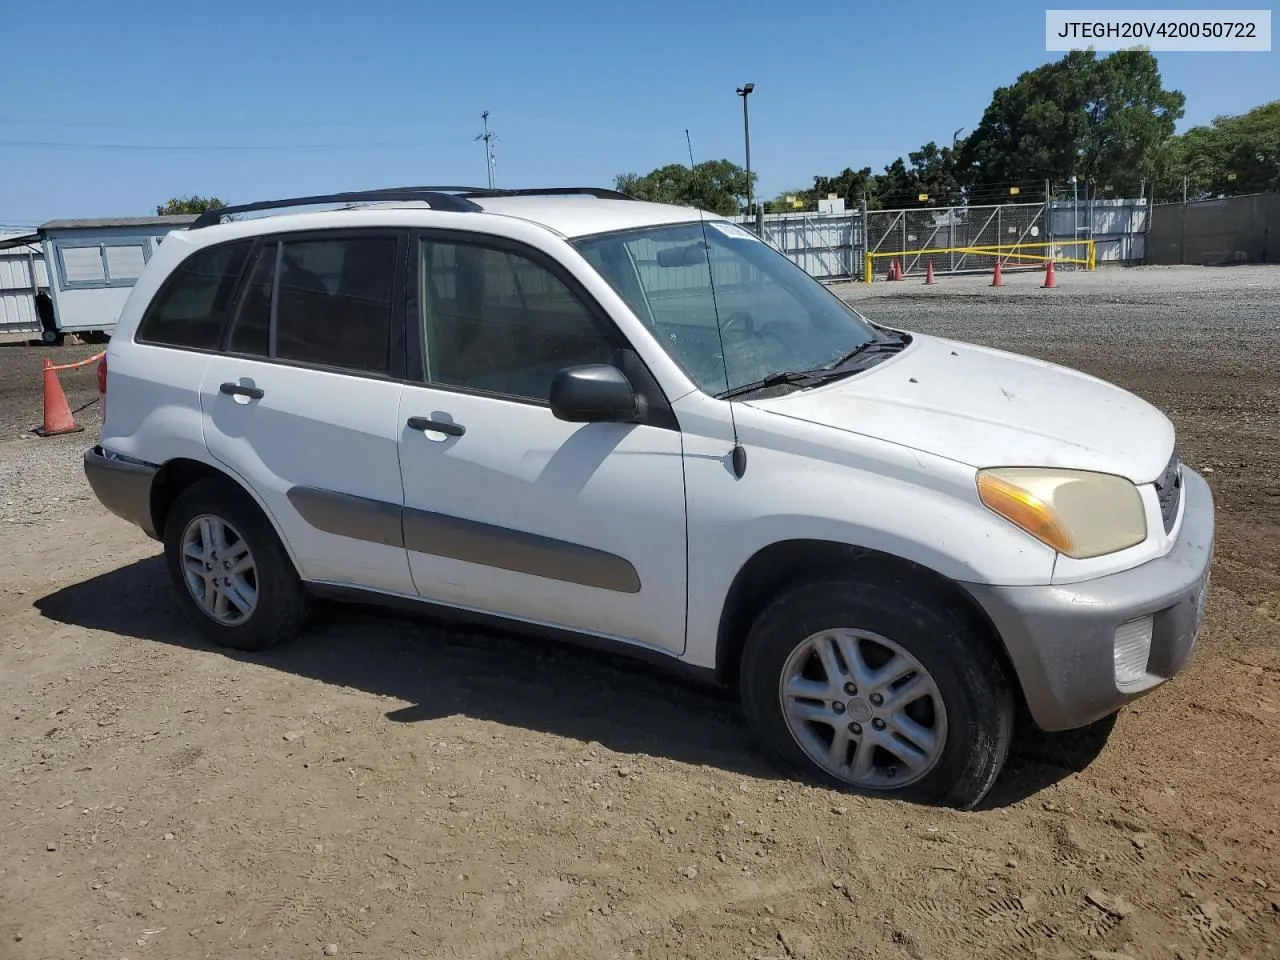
(739, 575), (1014, 809)
(162, 477), (312, 651)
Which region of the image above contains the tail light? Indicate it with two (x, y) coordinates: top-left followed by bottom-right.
(97, 355), (107, 420)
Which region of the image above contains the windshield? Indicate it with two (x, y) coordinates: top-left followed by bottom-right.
(572, 219), (883, 396)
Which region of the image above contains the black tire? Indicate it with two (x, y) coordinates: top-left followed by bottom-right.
(162, 477), (312, 651)
(739, 575), (1015, 810)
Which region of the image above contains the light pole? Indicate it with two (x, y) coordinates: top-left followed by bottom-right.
(736, 82), (754, 214)
(476, 111), (496, 189)
(1071, 174), (1079, 260)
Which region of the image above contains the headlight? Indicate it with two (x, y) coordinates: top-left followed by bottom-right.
(976, 467), (1147, 559)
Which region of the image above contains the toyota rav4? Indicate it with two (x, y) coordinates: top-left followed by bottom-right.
(83, 186), (1214, 809)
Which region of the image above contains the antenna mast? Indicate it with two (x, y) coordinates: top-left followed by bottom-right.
(685, 127), (746, 478)
(475, 111), (497, 189)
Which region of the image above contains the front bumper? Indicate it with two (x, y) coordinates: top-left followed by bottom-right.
(83, 444), (159, 539)
(961, 467), (1215, 732)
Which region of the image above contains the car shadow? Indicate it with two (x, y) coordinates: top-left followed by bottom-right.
(34, 556), (1115, 807)
(976, 711), (1119, 809)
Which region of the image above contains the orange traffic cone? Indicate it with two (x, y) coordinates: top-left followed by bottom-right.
(894, 258), (906, 280)
(1043, 260), (1056, 288)
(990, 260), (1004, 287)
(925, 260), (935, 284)
(885, 260), (896, 281)
(33, 358), (83, 437)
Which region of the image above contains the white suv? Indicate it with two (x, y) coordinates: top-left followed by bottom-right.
(84, 186), (1214, 809)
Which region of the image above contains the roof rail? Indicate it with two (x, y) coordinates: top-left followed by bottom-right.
(188, 184), (639, 229)
(189, 186), (492, 229)
(459, 187), (638, 201)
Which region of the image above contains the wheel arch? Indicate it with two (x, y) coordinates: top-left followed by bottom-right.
(714, 538), (1022, 706)
(150, 457), (300, 573)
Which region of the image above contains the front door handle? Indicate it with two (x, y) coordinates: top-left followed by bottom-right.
(220, 382), (264, 400)
(407, 416), (465, 437)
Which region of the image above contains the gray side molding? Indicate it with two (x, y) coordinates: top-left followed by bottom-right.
(402, 507), (641, 594)
(286, 485), (641, 594)
(287, 486), (405, 548)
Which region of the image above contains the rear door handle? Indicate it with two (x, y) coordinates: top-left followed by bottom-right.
(220, 382), (264, 400)
(407, 416), (465, 437)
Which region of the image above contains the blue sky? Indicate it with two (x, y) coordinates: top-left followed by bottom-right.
(1, 0), (1275, 225)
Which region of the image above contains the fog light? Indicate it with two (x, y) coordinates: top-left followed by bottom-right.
(1113, 616), (1154, 687)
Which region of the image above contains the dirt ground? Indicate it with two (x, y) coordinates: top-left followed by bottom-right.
(1, 265), (1278, 960)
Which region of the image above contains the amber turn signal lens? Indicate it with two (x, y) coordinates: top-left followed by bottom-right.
(976, 471), (1075, 554)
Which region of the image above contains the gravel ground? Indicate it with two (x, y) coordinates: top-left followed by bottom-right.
(1, 264), (1278, 960)
(0, 337), (104, 527)
(834, 264), (1280, 383)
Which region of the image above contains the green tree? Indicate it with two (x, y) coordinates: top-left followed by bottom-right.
(765, 188), (814, 213)
(1152, 127), (1217, 201)
(809, 166), (876, 209)
(903, 142), (962, 206)
(874, 157), (918, 208)
(957, 49), (1184, 196)
(1216, 100), (1280, 195)
(155, 195), (227, 216)
(1155, 100), (1280, 201)
(614, 160), (755, 216)
(806, 144), (960, 212)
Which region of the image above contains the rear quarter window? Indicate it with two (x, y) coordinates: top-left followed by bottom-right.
(136, 240), (253, 350)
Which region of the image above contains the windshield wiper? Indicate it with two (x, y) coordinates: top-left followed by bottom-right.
(718, 333), (910, 401)
(820, 335), (908, 371)
(718, 367), (853, 400)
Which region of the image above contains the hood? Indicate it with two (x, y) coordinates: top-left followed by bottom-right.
(745, 332), (1175, 484)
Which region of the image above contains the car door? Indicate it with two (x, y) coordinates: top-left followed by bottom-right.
(396, 230), (688, 654)
(199, 228), (416, 596)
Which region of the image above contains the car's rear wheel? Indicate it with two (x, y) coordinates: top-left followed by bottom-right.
(162, 477), (311, 651)
(739, 576), (1014, 809)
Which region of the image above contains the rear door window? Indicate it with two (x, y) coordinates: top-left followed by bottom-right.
(274, 236), (398, 374)
(222, 233), (401, 376)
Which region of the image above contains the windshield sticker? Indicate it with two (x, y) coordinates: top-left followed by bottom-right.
(707, 220), (761, 241)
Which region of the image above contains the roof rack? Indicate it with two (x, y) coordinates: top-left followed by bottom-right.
(189, 186), (491, 229)
(190, 185), (636, 229)
(459, 187), (637, 201)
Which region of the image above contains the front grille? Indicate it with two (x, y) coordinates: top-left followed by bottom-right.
(1153, 448), (1182, 534)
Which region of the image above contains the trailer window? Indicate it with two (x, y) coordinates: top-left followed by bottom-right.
(61, 246), (108, 284)
(104, 244), (147, 282)
(55, 240), (153, 289)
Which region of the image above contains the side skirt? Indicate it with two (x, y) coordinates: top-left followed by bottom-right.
(305, 581), (723, 690)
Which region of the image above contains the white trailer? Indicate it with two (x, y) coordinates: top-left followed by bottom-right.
(0, 215), (195, 344)
(0, 232), (49, 338)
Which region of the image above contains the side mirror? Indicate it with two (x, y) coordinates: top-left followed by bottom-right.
(549, 364), (640, 423)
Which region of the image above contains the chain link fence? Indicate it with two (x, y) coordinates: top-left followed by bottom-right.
(728, 193), (1144, 281)
(864, 202), (1054, 278)
(729, 210), (864, 281)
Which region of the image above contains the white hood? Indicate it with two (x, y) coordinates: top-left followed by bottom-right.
(745, 332), (1175, 484)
